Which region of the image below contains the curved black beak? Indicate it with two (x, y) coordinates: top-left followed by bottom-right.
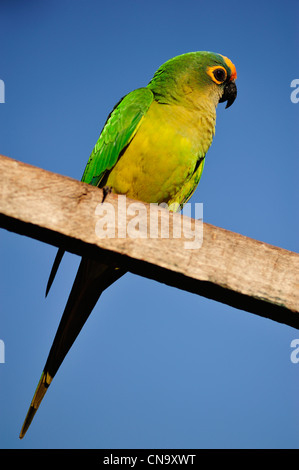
(219, 81), (237, 108)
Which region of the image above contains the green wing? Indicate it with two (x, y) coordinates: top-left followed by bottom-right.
(81, 87), (154, 187)
(45, 87), (153, 297)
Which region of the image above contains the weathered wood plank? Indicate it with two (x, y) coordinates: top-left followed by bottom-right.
(0, 154), (298, 329)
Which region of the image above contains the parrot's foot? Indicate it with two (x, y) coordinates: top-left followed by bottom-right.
(102, 186), (112, 203)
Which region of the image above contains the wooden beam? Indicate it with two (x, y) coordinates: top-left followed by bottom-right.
(0, 154), (298, 329)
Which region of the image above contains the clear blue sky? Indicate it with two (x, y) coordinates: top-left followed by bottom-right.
(0, 0), (298, 449)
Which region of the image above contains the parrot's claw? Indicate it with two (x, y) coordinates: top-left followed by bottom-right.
(102, 186), (112, 203)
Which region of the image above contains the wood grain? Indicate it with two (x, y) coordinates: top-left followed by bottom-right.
(0, 154), (298, 329)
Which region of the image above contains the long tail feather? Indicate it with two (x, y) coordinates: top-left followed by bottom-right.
(45, 248), (65, 297)
(20, 257), (125, 438)
(19, 371), (52, 439)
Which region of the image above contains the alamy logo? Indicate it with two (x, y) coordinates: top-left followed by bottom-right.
(290, 339), (299, 364)
(0, 79), (5, 103)
(95, 195), (203, 250)
(290, 79), (299, 104)
(0, 339), (4, 363)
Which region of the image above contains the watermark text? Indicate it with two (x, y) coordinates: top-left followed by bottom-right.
(0, 339), (5, 363)
(95, 195), (203, 250)
(290, 339), (299, 363)
(0, 79), (4, 103)
(290, 79), (299, 103)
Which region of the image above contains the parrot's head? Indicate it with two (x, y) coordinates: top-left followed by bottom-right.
(204, 52), (237, 109)
(148, 51), (237, 110)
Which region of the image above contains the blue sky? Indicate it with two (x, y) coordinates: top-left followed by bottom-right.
(0, 0), (298, 449)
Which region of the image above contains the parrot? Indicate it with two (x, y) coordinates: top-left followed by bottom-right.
(19, 51), (237, 438)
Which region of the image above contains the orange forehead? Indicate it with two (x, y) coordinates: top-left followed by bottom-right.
(220, 55), (237, 80)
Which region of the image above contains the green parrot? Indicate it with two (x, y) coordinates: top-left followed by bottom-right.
(19, 51), (237, 438)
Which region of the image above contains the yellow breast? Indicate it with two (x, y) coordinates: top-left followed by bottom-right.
(106, 100), (216, 204)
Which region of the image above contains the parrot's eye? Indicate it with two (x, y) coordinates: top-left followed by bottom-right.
(213, 68), (227, 83)
(207, 65), (228, 85)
